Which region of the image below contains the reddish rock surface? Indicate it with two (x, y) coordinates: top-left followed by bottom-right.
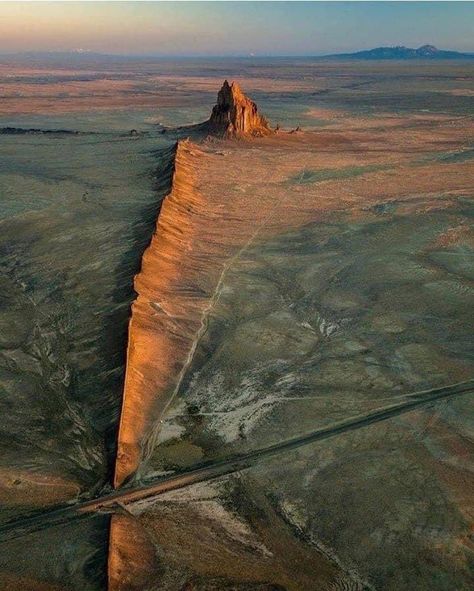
(208, 80), (270, 136)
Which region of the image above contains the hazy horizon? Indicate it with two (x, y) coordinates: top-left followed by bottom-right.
(1, 45), (473, 60)
(0, 1), (473, 57)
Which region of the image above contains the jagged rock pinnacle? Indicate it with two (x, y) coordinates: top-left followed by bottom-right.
(208, 80), (270, 137)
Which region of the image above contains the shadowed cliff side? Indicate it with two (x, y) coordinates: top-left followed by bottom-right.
(0, 133), (178, 528)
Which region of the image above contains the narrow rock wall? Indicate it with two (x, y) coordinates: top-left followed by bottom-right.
(114, 140), (222, 486)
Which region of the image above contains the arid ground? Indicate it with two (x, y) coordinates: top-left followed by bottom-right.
(0, 56), (473, 590)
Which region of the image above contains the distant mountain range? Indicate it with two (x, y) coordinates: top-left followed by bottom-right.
(325, 45), (474, 60)
(1, 45), (473, 63)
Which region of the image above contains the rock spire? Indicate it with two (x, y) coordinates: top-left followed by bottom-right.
(208, 80), (270, 137)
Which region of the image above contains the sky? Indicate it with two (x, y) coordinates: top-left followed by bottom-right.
(0, 1), (472, 57)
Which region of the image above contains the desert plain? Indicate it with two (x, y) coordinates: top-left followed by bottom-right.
(0, 55), (473, 590)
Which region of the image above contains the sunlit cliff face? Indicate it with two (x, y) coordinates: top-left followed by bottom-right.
(114, 141), (210, 487)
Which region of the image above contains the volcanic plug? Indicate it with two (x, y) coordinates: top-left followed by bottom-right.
(208, 80), (270, 136)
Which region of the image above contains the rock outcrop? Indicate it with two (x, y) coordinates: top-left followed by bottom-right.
(208, 80), (270, 137)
